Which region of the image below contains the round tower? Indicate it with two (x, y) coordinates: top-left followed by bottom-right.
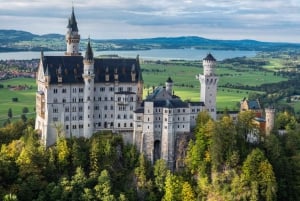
(203, 53), (216, 76)
(197, 53), (219, 120)
(165, 77), (173, 95)
(82, 39), (94, 138)
(65, 7), (81, 56)
(265, 108), (275, 135)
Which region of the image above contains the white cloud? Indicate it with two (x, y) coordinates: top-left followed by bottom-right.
(0, 0), (299, 42)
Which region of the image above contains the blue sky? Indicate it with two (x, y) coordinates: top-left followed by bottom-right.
(0, 0), (300, 43)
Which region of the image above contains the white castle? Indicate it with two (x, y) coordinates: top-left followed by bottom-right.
(35, 7), (218, 169)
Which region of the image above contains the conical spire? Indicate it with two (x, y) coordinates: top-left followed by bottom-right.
(85, 38), (94, 61)
(67, 6), (78, 32)
(203, 53), (216, 61)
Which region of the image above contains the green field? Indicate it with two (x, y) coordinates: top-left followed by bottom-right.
(0, 78), (36, 125)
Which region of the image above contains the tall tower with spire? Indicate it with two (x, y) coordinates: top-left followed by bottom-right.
(197, 53), (219, 120)
(65, 7), (81, 56)
(82, 39), (95, 138)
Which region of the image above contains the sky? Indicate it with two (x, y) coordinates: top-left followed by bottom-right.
(0, 0), (300, 43)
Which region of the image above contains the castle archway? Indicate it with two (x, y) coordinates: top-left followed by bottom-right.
(154, 140), (161, 162)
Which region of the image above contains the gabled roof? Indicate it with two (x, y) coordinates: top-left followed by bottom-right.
(40, 55), (142, 84)
(142, 99), (189, 109)
(247, 100), (261, 110)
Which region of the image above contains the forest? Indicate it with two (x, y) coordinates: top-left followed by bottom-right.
(1, 109), (300, 201)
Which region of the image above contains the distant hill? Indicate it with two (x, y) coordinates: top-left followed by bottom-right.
(1, 29), (300, 52)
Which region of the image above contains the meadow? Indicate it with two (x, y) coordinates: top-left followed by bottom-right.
(0, 78), (36, 125)
(0, 58), (289, 126)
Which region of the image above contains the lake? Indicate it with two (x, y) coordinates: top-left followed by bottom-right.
(0, 49), (256, 61)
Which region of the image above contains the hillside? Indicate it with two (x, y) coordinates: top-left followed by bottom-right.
(1, 29), (300, 52)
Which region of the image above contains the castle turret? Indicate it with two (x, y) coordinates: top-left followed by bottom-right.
(197, 53), (219, 120)
(265, 108), (275, 135)
(65, 7), (81, 56)
(165, 77), (173, 95)
(82, 39), (94, 138)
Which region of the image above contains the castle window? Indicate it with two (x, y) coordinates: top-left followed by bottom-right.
(109, 87), (114, 92)
(62, 88), (67, 93)
(73, 88), (77, 93)
(183, 109), (185, 112)
(65, 116), (69, 121)
(79, 107), (83, 112)
(130, 114), (133, 119)
(53, 117), (58, 122)
(111, 97), (113, 101)
(111, 114), (113, 118)
(53, 88), (58, 94)
(177, 109), (180, 113)
(124, 123), (127, 127)
(124, 114), (127, 119)
(79, 125), (83, 129)
(72, 116), (76, 120)
(72, 107), (76, 112)
(104, 114), (107, 118)
(65, 107), (69, 112)
(130, 123), (133, 127)
(110, 105), (114, 110)
(53, 98), (58, 103)
(104, 106), (108, 110)
(63, 98), (66, 103)
(66, 125), (69, 130)
(105, 97), (108, 101)
(118, 123), (120, 128)
(79, 116), (82, 120)
(79, 88), (83, 93)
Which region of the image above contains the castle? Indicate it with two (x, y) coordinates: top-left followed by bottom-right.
(35, 7), (273, 169)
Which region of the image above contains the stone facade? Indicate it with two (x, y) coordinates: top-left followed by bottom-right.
(35, 8), (143, 146)
(35, 7), (220, 170)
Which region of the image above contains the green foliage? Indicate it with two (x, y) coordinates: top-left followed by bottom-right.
(162, 171), (182, 201)
(240, 148), (277, 201)
(7, 108), (12, 119)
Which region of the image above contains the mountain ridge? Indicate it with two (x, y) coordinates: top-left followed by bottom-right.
(1, 29), (300, 52)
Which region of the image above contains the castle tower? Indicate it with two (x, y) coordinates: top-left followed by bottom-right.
(265, 108), (275, 135)
(197, 53), (219, 120)
(165, 77), (173, 95)
(65, 7), (81, 56)
(82, 39), (95, 138)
